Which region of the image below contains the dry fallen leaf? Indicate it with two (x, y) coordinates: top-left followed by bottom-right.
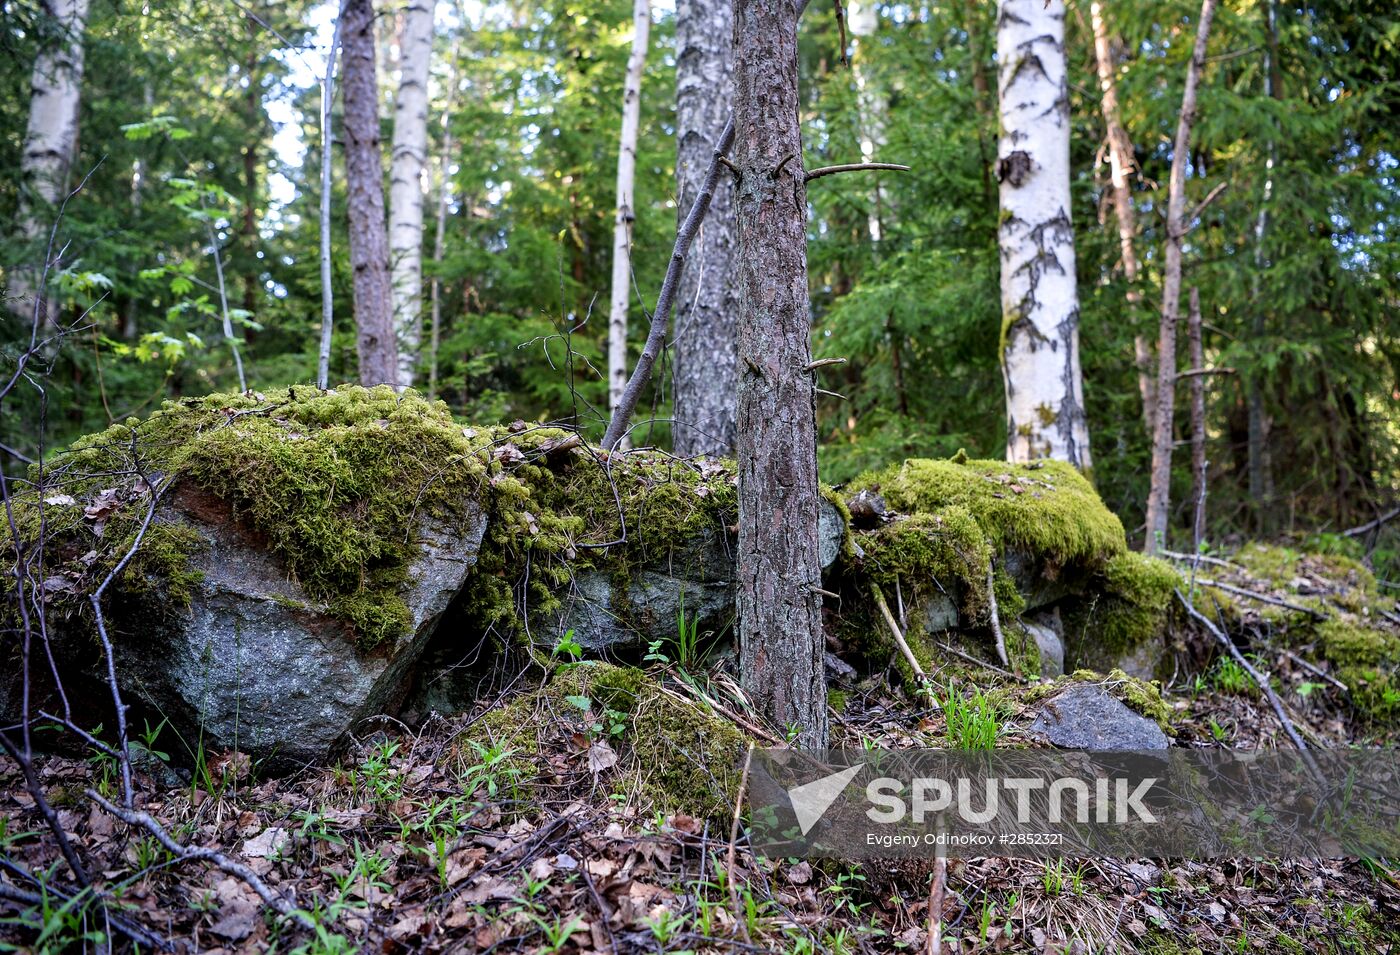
(587, 740), (619, 774)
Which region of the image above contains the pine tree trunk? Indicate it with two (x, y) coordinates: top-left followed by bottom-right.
(11, 0), (91, 330)
(995, 0), (1091, 469)
(390, 0), (435, 388)
(606, 0), (651, 443)
(1090, 0), (1155, 436)
(733, 0), (827, 752)
(671, 0), (739, 457)
(1247, 0), (1280, 534)
(1143, 0), (1217, 554)
(342, 0), (400, 386)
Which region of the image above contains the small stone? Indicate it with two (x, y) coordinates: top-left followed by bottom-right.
(1025, 683), (1169, 750)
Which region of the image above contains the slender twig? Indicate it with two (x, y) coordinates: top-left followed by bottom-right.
(1176, 590), (1323, 782)
(1281, 650), (1348, 693)
(872, 585), (940, 708)
(1193, 577), (1328, 619)
(926, 849), (947, 955)
(1185, 180), (1229, 228)
(1343, 505), (1400, 538)
(317, 4), (346, 390)
(804, 161), (910, 182)
(1157, 549), (1242, 571)
(87, 791), (312, 929)
(986, 565), (1011, 670)
(601, 0), (816, 449)
(1175, 366), (1236, 379)
(933, 641), (1023, 682)
(727, 744), (755, 944)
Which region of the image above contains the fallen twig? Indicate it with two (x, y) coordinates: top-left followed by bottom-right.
(933, 641), (1024, 682)
(87, 790), (313, 929)
(872, 585), (941, 708)
(985, 565), (1012, 671)
(1176, 590), (1324, 782)
(1157, 549), (1242, 572)
(727, 743), (755, 944)
(1281, 649), (1349, 693)
(926, 850), (947, 955)
(1343, 504), (1400, 538)
(1194, 577), (1328, 619)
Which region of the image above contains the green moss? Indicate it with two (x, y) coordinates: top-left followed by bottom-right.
(1026, 668), (1175, 732)
(461, 664), (745, 817)
(1315, 620), (1400, 723)
(850, 457), (1126, 568)
(827, 689), (849, 714)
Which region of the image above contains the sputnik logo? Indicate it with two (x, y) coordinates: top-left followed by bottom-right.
(787, 763), (864, 836)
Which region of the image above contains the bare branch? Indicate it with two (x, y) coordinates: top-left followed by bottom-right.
(804, 162), (910, 182)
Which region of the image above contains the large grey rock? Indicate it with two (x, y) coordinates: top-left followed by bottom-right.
(553, 501), (847, 653)
(113, 487), (488, 769)
(1025, 683), (1169, 751)
(1023, 620), (1065, 679)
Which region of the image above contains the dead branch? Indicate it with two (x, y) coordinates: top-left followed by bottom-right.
(87, 790), (313, 929)
(1342, 504), (1400, 538)
(925, 851), (947, 955)
(872, 585), (940, 708)
(933, 641), (1024, 682)
(986, 565), (1011, 670)
(1176, 590), (1323, 782)
(804, 162), (911, 183)
(1157, 549), (1243, 572)
(1175, 366), (1236, 379)
(804, 357), (847, 371)
(1281, 649), (1348, 693)
(1193, 576), (1328, 619)
(727, 743), (755, 944)
(1185, 180), (1229, 227)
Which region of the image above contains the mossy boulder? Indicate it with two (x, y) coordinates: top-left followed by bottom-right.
(4, 386), (493, 768)
(846, 455), (1180, 680)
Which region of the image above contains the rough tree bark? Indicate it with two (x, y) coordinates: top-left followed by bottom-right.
(606, 0), (651, 441)
(11, 0), (91, 329)
(995, 0), (1091, 469)
(341, 0), (400, 386)
(671, 0), (739, 457)
(1143, 0), (1217, 555)
(1188, 287), (1207, 548)
(389, 0), (435, 388)
(733, 0), (827, 751)
(1090, 0), (1155, 436)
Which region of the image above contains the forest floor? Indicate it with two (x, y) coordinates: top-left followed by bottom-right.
(3, 555), (1400, 954)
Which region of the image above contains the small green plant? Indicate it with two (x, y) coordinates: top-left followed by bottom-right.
(1208, 717), (1232, 742)
(643, 907), (687, 947)
(528, 913), (584, 953)
(1042, 859), (1065, 896)
(644, 593), (705, 670)
(552, 629), (583, 662)
(938, 683), (1003, 750)
(355, 739), (403, 804)
(460, 739), (520, 800)
(1212, 657), (1257, 696)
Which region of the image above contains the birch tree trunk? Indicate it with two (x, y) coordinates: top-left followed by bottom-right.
(848, 0), (884, 242)
(733, 0), (827, 752)
(389, 0), (435, 388)
(1143, 0), (1217, 554)
(671, 0), (739, 457)
(10, 0), (91, 329)
(342, 0), (400, 386)
(606, 0), (651, 443)
(1090, 0), (1155, 436)
(995, 0), (1091, 469)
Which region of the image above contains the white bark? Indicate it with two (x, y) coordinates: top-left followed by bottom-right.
(318, 9), (345, 391)
(995, 0), (1091, 469)
(848, 0), (884, 242)
(389, 0), (436, 388)
(12, 0), (91, 328)
(607, 0), (651, 441)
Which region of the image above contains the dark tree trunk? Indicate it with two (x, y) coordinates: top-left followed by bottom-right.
(733, 0), (827, 751)
(341, 0), (399, 386)
(672, 0), (740, 457)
